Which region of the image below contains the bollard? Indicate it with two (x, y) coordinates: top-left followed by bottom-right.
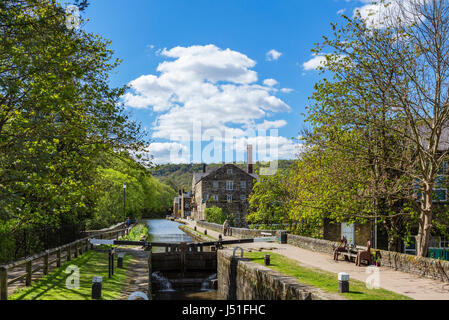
(218, 234), (222, 242)
(117, 253), (124, 268)
(194, 226), (197, 231)
(338, 272), (350, 293)
(204, 229), (207, 235)
(92, 276), (103, 299)
(264, 254), (270, 266)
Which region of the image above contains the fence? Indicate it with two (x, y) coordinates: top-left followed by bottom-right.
(1, 224), (86, 264)
(0, 227), (128, 300)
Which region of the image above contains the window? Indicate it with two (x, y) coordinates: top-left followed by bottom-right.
(240, 194), (246, 202)
(227, 195), (233, 203)
(212, 194), (219, 201)
(213, 181), (219, 189)
(226, 180), (234, 191)
(227, 169), (233, 175)
(240, 181), (246, 189)
(204, 194), (209, 201)
(439, 161), (449, 175)
(185, 203), (190, 208)
(434, 189), (448, 202)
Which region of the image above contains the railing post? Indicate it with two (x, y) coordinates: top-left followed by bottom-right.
(0, 267), (8, 300)
(57, 248), (61, 267)
(74, 242), (78, 258)
(26, 260), (32, 286)
(147, 251), (152, 300)
(67, 245), (71, 262)
(43, 252), (49, 275)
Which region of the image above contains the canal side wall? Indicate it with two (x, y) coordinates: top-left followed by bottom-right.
(217, 249), (345, 300)
(196, 221), (276, 239)
(178, 225), (211, 242)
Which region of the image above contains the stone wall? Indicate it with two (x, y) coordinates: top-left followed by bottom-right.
(196, 221), (276, 239)
(217, 249), (345, 300)
(376, 249), (449, 283)
(287, 234), (339, 255)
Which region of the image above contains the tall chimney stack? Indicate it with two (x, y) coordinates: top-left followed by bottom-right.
(247, 145), (253, 174)
(202, 163), (206, 173)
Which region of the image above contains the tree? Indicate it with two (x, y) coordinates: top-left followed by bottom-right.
(205, 206), (232, 225)
(307, 0), (449, 256)
(0, 0), (148, 261)
(246, 170), (292, 230)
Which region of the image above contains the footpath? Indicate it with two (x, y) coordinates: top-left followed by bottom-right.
(181, 219), (449, 300)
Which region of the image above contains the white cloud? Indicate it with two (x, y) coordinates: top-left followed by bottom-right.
(303, 55), (327, 71)
(354, 0), (425, 29)
(337, 8), (347, 15)
(124, 44), (293, 163)
(266, 49), (282, 61)
(146, 142), (190, 164)
(263, 78), (278, 87)
(281, 88), (294, 93)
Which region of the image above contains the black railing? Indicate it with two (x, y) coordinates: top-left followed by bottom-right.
(7, 224), (85, 263)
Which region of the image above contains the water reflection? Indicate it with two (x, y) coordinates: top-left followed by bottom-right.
(145, 219), (192, 245)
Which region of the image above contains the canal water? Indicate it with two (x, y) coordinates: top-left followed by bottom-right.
(145, 219), (218, 300)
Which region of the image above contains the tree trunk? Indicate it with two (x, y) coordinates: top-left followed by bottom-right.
(416, 187), (433, 257)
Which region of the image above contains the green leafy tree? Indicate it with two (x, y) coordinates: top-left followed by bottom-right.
(205, 206), (233, 225)
(304, 0), (449, 256)
(246, 170), (291, 230)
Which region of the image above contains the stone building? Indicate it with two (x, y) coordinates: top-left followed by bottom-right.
(173, 196), (181, 218)
(172, 190), (192, 219)
(191, 146), (258, 227)
(181, 191), (192, 219)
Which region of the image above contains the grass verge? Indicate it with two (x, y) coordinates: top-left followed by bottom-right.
(244, 251), (413, 301)
(122, 223), (149, 241)
(9, 250), (132, 300)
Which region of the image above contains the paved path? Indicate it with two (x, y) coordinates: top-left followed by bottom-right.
(181, 219), (449, 300)
(119, 247), (150, 300)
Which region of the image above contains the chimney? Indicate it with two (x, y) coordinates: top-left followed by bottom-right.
(202, 163), (206, 173)
(247, 144), (253, 174)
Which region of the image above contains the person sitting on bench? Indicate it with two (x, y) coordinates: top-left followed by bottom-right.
(356, 240), (372, 266)
(333, 236), (348, 261)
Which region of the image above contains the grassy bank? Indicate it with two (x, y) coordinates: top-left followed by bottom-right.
(245, 252), (412, 301)
(9, 251), (132, 300)
(122, 223), (149, 241)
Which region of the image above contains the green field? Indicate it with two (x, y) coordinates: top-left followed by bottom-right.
(245, 252), (413, 300)
(9, 251), (132, 300)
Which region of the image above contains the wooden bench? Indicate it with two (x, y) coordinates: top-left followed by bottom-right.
(336, 246), (364, 262)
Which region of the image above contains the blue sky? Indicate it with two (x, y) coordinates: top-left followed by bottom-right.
(79, 0), (375, 164)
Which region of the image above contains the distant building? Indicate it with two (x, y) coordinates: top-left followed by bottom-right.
(191, 145), (258, 227)
(173, 190), (192, 219)
(181, 191), (192, 218)
(173, 195), (181, 218)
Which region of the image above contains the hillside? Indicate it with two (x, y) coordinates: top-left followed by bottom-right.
(151, 160), (296, 192)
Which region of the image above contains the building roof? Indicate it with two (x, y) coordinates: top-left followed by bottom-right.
(192, 164), (258, 186)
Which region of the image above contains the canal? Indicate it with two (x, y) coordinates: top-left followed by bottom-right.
(145, 219), (218, 300)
